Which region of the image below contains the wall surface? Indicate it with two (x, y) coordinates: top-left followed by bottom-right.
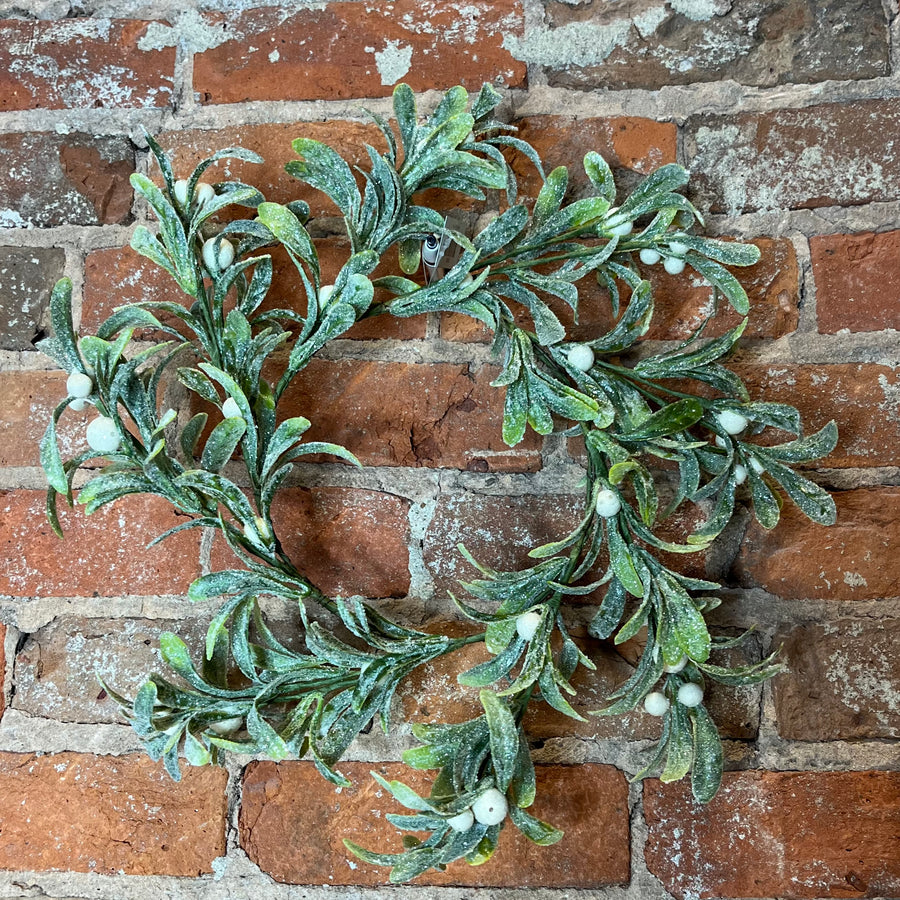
(0, 1), (899, 898)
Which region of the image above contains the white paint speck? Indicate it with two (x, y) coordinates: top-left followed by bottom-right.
(373, 40), (412, 86)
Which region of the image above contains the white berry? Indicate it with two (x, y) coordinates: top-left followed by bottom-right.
(69, 398), (88, 412)
(515, 610), (542, 641)
(208, 716), (243, 735)
(668, 240), (689, 257)
(639, 248), (661, 265)
(643, 691), (670, 717)
(195, 182), (215, 208)
(749, 456), (765, 475)
(663, 655), (688, 674)
(472, 788), (508, 826)
(663, 256), (686, 275)
(173, 179), (190, 207)
(595, 488), (622, 518)
(716, 410), (749, 435)
(222, 397), (242, 419)
(714, 434), (728, 450)
(734, 463), (748, 485)
(446, 808), (475, 832)
(86, 416), (121, 453)
(318, 283), (336, 304)
(677, 682), (704, 707)
(66, 370), (93, 399)
(202, 237), (234, 272)
(566, 344), (595, 372)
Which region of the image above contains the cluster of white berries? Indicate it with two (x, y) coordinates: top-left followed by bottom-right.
(447, 787), (509, 831)
(643, 682), (705, 717)
(173, 179), (215, 210)
(202, 236), (235, 273)
(66, 368), (123, 454)
(638, 239), (690, 275)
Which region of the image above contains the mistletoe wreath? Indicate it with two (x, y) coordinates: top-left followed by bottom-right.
(38, 83), (837, 882)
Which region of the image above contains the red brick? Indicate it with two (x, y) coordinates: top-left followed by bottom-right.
(0, 371), (87, 469)
(193, 1), (525, 105)
(400, 623), (761, 741)
(734, 363), (900, 468)
(687, 100), (900, 214)
(508, 115), (677, 198)
(540, 1), (887, 91)
(811, 230), (900, 333)
(209, 487), (410, 599)
(82, 242), (426, 340)
(442, 237), (799, 343)
(0, 752), (227, 876)
(732, 488), (900, 601)
(0, 247), (65, 351)
(277, 361), (542, 472)
(0, 490), (201, 597)
(12, 616), (212, 724)
(0, 132), (134, 227)
(773, 618), (900, 741)
(0, 19), (174, 111)
(239, 760), (629, 887)
(644, 770), (900, 899)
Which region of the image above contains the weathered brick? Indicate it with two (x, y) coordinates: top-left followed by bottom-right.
(0, 247), (65, 350)
(811, 230), (900, 334)
(531, 0), (887, 91)
(732, 488), (900, 601)
(12, 616), (211, 724)
(443, 237), (799, 343)
(193, 1), (525, 105)
(400, 623), (761, 741)
(423, 493), (705, 599)
(773, 618), (900, 741)
(0, 751), (227, 876)
(0, 623), (5, 720)
(686, 100), (900, 215)
(0, 19), (175, 111)
(507, 115), (677, 200)
(209, 487), (411, 599)
(277, 361), (542, 471)
(0, 490), (201, 597)
(734, 363), (900, 468)
(239, 760), (629, 887)
(0, 132), (134, 227)
(0, 371), (87, 469)
(644, 770), (900, 899)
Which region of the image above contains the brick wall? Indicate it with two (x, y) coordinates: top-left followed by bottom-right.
(1, 2), (899, 898)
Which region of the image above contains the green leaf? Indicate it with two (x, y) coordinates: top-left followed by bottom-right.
(658, 571), (711, 663)
(475, 204), (529, 255)
(508, 803), (564, 845)
(607, 518), (644, 597)
(532, 167), (568, 232)
(480, 690), (519, 791)
(584, 151), (615, 202)
(40, 399), (73, 495)
(660, 702), (693, 783)
(690, 704), (723, 802)
(287, 139), (360, 220)
(759, 420), (838, 463)
(686, 253), (750, 315)
(256, 202), (318, 277)
(618, 399), (704, 442)
(758, 456), (837, 525)
(201, 417), (246, 473)
(588, 578), (626, 640)
(457, 637), (525, 688)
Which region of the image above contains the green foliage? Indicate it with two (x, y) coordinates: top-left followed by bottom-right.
(35, 83), (838, 884)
